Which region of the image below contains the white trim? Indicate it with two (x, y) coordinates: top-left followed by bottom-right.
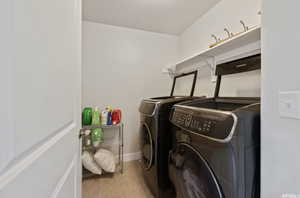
(123, 152), (141, 162)
(0, 122), (76, 190)
(75, 137), (82, 198)
(50, 155), (76, 198)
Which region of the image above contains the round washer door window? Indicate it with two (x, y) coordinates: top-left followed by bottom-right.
(140, 123), (154, 170)
(169, 143), (223, 198)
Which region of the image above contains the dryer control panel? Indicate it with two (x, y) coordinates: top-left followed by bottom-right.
(170, 107), (235, 142)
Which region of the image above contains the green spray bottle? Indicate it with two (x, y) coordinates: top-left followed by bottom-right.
(91, 107), (103, 147)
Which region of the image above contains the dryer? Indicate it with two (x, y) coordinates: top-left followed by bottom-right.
(139, 71), (205, 198)
(168, 54), (261, 198)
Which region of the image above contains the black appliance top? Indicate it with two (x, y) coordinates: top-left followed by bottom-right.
(139, 96), (204, 116)
(139, 70), (201, 116)
(178, 97), (260, 111)
(215, 54), (261, 76)
(214, 54), (261, 98)
(170, 70), (198, 97)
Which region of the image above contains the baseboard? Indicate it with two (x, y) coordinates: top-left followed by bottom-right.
(122, 152), (141, 162)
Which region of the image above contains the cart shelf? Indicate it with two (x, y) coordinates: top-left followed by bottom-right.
(80, 123), (124, 180)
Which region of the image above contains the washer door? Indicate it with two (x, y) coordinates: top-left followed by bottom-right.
(169, 143), (223, 198)
(140, 122), (154, 170)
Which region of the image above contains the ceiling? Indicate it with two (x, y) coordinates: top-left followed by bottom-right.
(83, 0), (221, 35)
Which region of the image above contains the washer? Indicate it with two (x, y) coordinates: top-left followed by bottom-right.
(168, 54), (261, 198)
(139, 71), (205, 198)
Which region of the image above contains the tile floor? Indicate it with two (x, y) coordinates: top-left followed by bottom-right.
(82, 161), (154, 198)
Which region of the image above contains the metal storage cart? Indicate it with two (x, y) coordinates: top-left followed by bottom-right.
(80, 123), (124, 179)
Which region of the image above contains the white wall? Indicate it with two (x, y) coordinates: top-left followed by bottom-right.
(262, 1), (300, 197)
(82, 21), (178, 154)
(175, 0), (262, 98)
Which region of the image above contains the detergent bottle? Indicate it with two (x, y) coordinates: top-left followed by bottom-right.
(91, 107), (103, 147)
(106, 106), (113, 125)
(101, 109), (108, 126)
(112, 109), (122, 125)
(82, 107), (93, 126)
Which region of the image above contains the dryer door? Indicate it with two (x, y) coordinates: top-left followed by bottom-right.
(169, 143), (223, 198)
(140, 122), (154, 170)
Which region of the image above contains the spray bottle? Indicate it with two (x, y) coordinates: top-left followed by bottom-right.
(91, 107), (103, 147)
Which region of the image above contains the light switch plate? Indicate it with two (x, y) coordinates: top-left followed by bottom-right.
(279, 91), (300, 119)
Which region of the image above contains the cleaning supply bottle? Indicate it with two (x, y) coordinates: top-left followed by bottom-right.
(91, 107), (103, 147)
(107, 111), (112, 125)
(82, 107), (93, 126)
(106, 106), (113, 125)
(83, 130), (92, 150)
(112, 109), (122, 125)
(101, 109), (108, 126)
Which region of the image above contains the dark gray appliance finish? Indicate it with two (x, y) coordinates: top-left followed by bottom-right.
(139, 70), (205, 198)
(139, 96), (195, 198)
(168, 54), (261, 198)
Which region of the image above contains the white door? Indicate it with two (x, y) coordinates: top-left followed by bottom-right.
(0, 0), (82, 197)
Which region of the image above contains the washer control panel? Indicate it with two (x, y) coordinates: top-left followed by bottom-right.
(172, 110), (217, 133)
(170, 107), (235, 141)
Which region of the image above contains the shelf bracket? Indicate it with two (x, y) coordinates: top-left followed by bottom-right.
(204, 56), (217, 82)
(162, 66), (177, 78)
(164, 56), (217, 82)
